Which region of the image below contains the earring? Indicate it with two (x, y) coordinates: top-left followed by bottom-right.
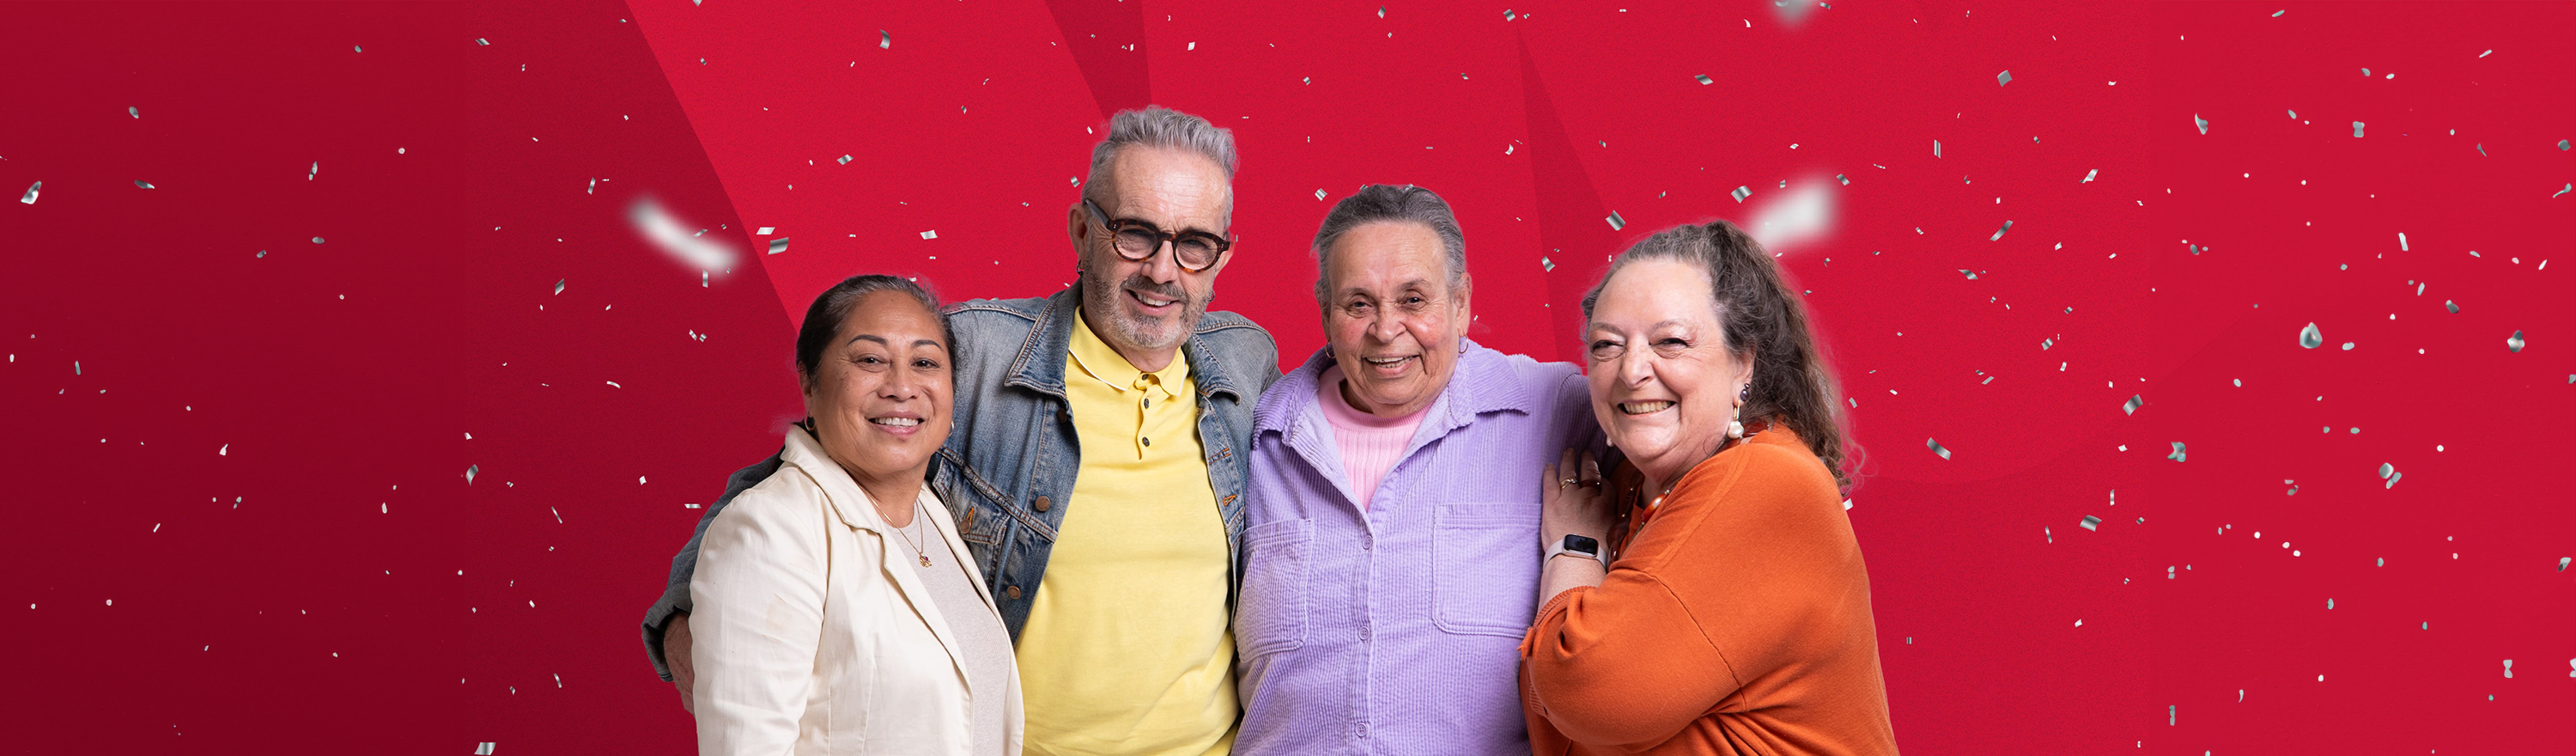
(1725, 384), (1747, 439)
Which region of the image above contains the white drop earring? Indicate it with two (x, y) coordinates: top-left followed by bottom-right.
(1725, 384), (1747, 440)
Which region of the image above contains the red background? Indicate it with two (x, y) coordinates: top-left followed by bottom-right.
(4, 1), (2568, 753)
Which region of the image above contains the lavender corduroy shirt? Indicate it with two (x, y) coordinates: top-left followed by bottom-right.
(1234, 340), (1599, 755)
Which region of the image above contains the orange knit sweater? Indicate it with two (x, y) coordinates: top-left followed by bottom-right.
(1519, 426), (1899, 755)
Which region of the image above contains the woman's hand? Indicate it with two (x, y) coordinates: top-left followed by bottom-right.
(1541, 448), (1613, 549)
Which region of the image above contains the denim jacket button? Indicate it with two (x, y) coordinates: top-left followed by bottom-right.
(1033, 496), (1052, 513)
(1004, 585), (1023, 600)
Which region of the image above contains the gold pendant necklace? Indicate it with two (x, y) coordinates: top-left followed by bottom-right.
(890, 497), (933, 567)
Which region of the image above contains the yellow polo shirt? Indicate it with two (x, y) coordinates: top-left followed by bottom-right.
(1015, 310), (1237, 756)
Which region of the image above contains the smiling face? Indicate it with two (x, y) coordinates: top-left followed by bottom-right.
(1585, 258), (1754, 491)
(1068, 145), (1233, 371)
(801, 290), (954, 487)
(1321, 221), (1470, 418)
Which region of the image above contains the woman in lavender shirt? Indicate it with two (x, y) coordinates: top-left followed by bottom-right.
(1234, 185), (1601, 755)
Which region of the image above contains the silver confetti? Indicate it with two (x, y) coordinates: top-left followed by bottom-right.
(475, 743), (496, 755)
(768, 237), (789, 254)
(2560, 557), (2569, 572)
(1996, 70), (2011, 86)
(2080, 515), (2101, 531)
(2272, 9), (2284, 16)
(838, 155), (853, 165)
(1959, 270), (1978, 279)
(312, 236), (325, 244)
(2123, 395), (2143, 415)
(878, 30), (890, 50)
(2506, 330), (2524, 352)
(2561, 140), (2572, 151)
(2398, 232), (2409, 251)
(553, 279), (566, 296)
(2081, 168), (2098, 183)
(1990, 220), (2013, 241)
(1540, 256), (1554, 271)
(1731, 186), (1751, 203)
(309, 162), (319, 180)
(2446, 300), (2458, 313)
(2166, 442), (2186, 462)
(2352, 121), (2366, 137)
(17, 180), (36, 204)
(465, 465), (477, 485)
(1315, 189), (1327, 201)
(1933, 139), (1942, 157)
(129, 106), (140, 119)
(476, 38), (489, 46)
(1695, 74), (1712, 85)
(1504, 9), (1516, 21)
(2194, 113), (2208, 135)
(1376, 5), (1385, 18)
(586, 178), (597, 195)
(2379, 462), (2395, 479)
(920, 229), (937, 240)
(1605, 211), (1625, 230)
(2299, 322), (2324, 348)
(1836, 174), (1849, 186)
(2556, 184), (2572, 199)
(1926, 438), (1952, 460)
(134, 180), (155, 189)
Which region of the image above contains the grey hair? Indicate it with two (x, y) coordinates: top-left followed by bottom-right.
(794, 274), (951, 391)
(1309, 184), (1468, 307)
(1082, 106), (1240, 222)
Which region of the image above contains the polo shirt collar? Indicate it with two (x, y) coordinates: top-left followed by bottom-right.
(1067, 307), (1188, 401)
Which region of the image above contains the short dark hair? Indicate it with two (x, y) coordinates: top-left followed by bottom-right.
(793, 275), (951, 391)
(1581, 220), (1856, 491)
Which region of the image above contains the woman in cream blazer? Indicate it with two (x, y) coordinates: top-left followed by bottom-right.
(692, 276), (1022, 755)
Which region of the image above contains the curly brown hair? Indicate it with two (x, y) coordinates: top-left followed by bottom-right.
(1580, 220), (1856, 491)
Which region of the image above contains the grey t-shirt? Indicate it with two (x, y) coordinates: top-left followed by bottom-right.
(905, 513), (1012, 755)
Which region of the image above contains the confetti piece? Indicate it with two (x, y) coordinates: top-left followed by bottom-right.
(769, 237), (789, 254)
(1996, 70), (2011, 86)
(2080, 515), (2102, 531)
(1377, 5), (1385, 18)
(630, 198), (738, 272)
(1959, 270), (1978, 280)
(2195, 113), (2208, 135)
(606, 381), (622, 388)
(2506, 330), (2524, 352)
(1314, 189), (1327, 201)
(218, 444), (227, 456)
(2561, 140), (2572, 151)
(2299, 322), (2324, 349)
(2445, 300), (2460, 314)
(837, 155), (854, 166)
(1990, 220), (2013, 241)
(1540, 256), (1554, 271)
(465, 465), (477, 485)
(1932, 139), (1942, 157)
(313, 236), (325, 244)
(1695, 74), (1712, 85)
(476, 38), (489, 46)
(2555, 184), (2571, 198)
(1605, 211), (1625, 230)
(17, 181), (36, 204)
(878, 30), (890, 49)
(1926, 438), (1952, 460)
(129, 106), (139, 119)
(552, 279), (565, 296)
(1505, 9), (1516, 21)
(475, 743), (496, 755)
(2379, 462), (2396, 479)
(2352, 121), (2366, 137)
(920, 230), (938, 240)
(2287, 109), (2298, 119)
(2503, 660), (2512, 678)
(2559, 557), (2569, 572)
(134, 180), (155, 189)
(1836, 174), (1849, 186)
(2272, 9), (2284, 16)
(309, 162), (319, 180)
(2123, 395), (2143, 415)
(2342, 342), (2354, 351)
(1731, 186), (1751, 203)
(2166, 442), (2186, 462)
(586, 178), (597, 195)
(2397, 232), (2409, 251)
(2081, 168), (2098, 183)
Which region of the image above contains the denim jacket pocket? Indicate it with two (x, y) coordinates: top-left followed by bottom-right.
(1431, 503), (1542, 638)
(1235, 517), (1312, 657)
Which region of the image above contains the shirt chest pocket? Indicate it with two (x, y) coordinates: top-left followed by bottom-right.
(1235, 517), (1312, 657)
(1431, 503), (1541, 638)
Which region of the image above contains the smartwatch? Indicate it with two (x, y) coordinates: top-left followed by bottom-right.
(1545, 534), (1607, 570)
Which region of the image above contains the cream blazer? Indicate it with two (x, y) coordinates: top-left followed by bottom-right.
(691, 427), (1024, 755)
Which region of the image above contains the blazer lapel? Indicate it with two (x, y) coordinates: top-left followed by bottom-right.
(784, 429), (973, 693)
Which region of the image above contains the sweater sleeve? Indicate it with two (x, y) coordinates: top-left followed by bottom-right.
(1521, 441), (1852, 748)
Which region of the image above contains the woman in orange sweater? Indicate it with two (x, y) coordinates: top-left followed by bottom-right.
(1522, 220), (1897, 755)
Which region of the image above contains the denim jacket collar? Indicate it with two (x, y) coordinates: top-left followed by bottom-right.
(1005, 285), (1255, 404)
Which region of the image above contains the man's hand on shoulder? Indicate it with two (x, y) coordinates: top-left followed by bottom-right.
(665, 612), (696, 714)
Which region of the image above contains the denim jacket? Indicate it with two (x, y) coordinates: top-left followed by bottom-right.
(641, 287), (1280, 680)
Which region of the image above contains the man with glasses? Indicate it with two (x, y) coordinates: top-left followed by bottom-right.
(641, 107), (1279, 756)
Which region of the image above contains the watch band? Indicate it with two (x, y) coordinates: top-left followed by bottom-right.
(1544, 533), (1607, 570)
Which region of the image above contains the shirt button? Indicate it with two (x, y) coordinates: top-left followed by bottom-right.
(1142, 436), (1152, 447)
(1359, 623), (1370, 642)
(1355, 722), (1370, 739)
(1033, 496), (1052, 513)
(1004, 585), (1022, 600)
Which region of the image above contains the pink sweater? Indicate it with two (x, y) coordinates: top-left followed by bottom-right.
(1313, 364), (1430, 510)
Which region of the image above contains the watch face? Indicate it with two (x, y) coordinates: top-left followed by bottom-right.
(1564, 534), (1601, 555)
